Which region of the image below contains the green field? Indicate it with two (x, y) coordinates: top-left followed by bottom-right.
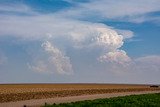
(44, 93), (160, 107)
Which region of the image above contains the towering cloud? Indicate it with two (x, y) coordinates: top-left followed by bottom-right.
(0, 2), (136, 77)
(93, 27), (123, 50)
(0, 13), (131, 72)
(0, 3), (132, 75)
(29, 41), (73, 75)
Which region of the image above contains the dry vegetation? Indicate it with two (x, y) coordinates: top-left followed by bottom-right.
(0, 84), (159, 103)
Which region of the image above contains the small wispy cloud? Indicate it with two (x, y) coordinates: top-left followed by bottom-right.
(115, 29), (134, 39)
(62, 0), (160, 23)
(0, 3), (36, 15)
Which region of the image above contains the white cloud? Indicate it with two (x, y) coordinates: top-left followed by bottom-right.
(0, 13), (127, 47)
(29, 41), (73, 75)
(0, 14), (130, 41)
(98, 50), (131, 65)
(115, 29), (134, 39)
(93, 27), (123, 50)
(62, 0), (160, 23)
(96, 55), (160, 79)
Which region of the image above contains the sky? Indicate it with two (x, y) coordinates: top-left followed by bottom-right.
(0, 0), (160, 84)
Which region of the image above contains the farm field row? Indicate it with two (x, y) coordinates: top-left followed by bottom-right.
(0, 84), (159, 103)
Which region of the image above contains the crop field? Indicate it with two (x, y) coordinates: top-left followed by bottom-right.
(44, 93), (160, 107)
(0, 84), (160, 103)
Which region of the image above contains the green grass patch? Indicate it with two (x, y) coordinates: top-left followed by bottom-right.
(43, 93), (160, 107)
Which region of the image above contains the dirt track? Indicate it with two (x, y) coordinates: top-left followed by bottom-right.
(0, 91), (160, 107)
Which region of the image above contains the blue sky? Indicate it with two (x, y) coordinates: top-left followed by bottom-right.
(0, 0), (160, 84)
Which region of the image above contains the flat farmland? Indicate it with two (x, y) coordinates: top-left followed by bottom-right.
(0, 84), (159, 103)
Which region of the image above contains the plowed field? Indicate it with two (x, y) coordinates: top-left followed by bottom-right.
(0, 84), (159, 103)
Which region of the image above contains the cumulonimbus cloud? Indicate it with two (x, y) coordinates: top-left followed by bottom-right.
(0, 5), (133, 74)
(0, 3), (135, 75)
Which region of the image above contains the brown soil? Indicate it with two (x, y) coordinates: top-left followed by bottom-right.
(0, 84), (160, 103)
